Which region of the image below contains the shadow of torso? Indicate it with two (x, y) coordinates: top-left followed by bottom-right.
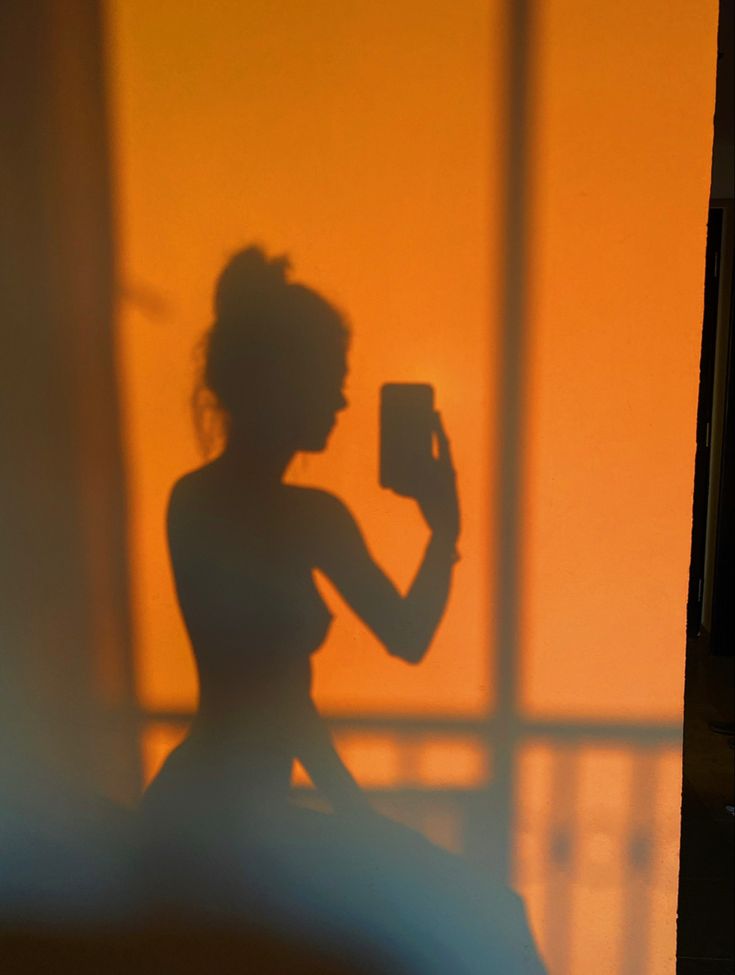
(137, 460), (546, 974)
(144, 461), (335, 817)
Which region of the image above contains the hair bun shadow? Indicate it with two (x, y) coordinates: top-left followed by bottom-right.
(214, 245), (291, 319)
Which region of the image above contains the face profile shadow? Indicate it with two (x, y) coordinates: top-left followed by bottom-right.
(135, 245), (546, 974)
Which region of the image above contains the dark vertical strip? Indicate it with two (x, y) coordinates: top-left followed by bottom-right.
(77, 0), (142, 802)
(686, 208), (724, 636)
(492, 0), (534, 881)
(0, 0), (139, 801)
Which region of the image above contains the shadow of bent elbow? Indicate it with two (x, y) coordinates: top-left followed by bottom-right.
(388, 641), (429, 666)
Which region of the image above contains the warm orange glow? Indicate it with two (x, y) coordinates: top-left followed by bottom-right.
(522, 0), (717, 720)
(141, 721), (188, 787)
(107, 0), (500, 720)
(414, 736), (489, 787)
(514, 742), (683, 975)
(334, 733), (488, 789)
(107, 1), (717, 972)
(146, 728), (488, 791)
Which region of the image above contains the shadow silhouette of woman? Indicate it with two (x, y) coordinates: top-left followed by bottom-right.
(140, 246), (546, 974)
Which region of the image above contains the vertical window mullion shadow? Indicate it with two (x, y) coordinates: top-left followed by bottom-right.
(491, 0), (536, 883)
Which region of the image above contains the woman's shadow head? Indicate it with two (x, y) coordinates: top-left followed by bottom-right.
(196, 245), (350, 459)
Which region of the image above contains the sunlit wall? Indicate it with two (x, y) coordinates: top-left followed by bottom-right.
(105, 1), (717, 972)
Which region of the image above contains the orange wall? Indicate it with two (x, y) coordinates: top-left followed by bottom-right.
(106, 2), (717, 972)
(107, 0), (501, 718)
(523, 0), (717, 721)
